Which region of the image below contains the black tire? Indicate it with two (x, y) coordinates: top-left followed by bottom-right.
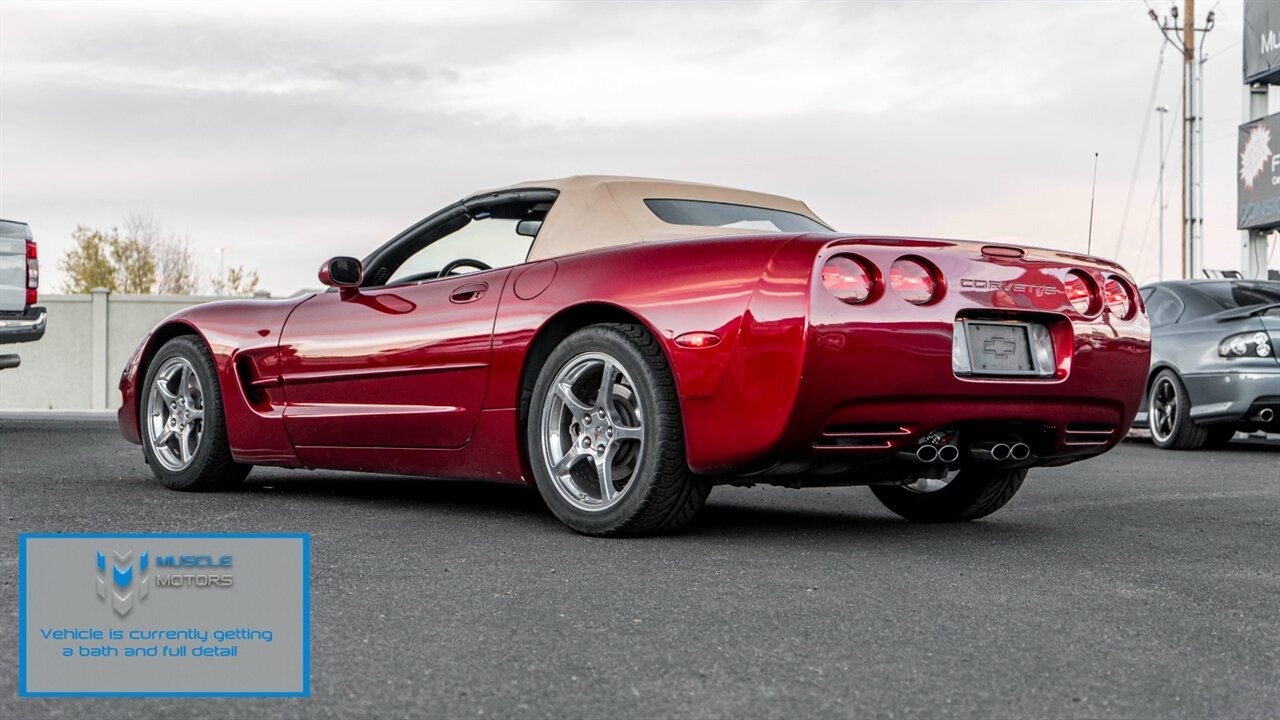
(870, 468), (1026, 523)
(526, 323), (710, 536)
(140, 336), (251, 491)
(1148, 369), (1209, 450)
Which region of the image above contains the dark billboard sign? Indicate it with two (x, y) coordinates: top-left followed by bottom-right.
(1238, 112), (1280, 230)
(1245, 0), (1280, 85)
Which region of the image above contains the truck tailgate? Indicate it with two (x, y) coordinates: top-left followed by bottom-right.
(0, 220), (33, 314)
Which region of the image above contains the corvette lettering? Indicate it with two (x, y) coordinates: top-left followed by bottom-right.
(959, 278), (1059, 296)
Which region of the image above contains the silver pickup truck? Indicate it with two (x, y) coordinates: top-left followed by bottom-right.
(0, 218), (45, 369)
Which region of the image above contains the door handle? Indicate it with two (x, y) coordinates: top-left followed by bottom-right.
(450, 282), (488, 304)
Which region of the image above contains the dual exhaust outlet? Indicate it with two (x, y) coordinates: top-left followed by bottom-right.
(904, 440), (1030, 465)
(970, 441), (1031, 463)
(912, 443), (960, 464)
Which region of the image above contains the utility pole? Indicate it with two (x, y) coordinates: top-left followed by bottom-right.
(1156, 105), (1169, 280)
(1148, 2), (1215, 279)
(1184, 0), (1195, 279)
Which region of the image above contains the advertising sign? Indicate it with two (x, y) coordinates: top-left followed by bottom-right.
(1245, 0), (1280, 85)
(1238, 112), (1280, 230)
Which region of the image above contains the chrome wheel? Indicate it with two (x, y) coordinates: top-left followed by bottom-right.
(146, 356), (205, 471)
(540, 352), (645, 512)
(1149, 376), (1178, 444)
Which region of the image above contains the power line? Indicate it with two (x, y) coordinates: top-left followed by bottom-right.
(1116, 43), (1167, 255)
(1202, 39), (1240, 63)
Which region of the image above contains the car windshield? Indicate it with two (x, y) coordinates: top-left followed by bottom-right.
(644, 199), (829, 233)
(1194, 281), (1280, 310)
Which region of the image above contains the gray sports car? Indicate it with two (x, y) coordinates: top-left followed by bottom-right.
(1135, 280), (1280, 449)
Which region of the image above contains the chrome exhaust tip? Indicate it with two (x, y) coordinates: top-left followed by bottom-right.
(1009, 442), (1031, 461)
(937, 444), (960, 464)
(916, 445), (939, 463)
(1256, 408), (1275, 423)
(970, 442), (1010, 462)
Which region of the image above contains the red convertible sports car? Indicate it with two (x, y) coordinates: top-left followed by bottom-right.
(119, 176), (1150, 536)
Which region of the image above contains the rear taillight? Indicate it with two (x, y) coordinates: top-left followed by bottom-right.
(821, 255), (876, 304)
(1063, 270), (1098, 316)
(1103, 276), (1133, 319)
(888, 257), (940, 305)
(25, 240), (38, 307)
(1219, 331), (1273, 358)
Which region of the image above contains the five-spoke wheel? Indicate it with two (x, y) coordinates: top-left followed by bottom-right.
(1149, 374), (1179, 446)
(146, 356), (206, 471)
(141, 335), (250, 490)
(541, 352), (645, 511)
(527, 323), (710, 536)
(1147, 368), (1218, 450)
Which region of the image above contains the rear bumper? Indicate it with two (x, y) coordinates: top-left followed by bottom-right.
(0, 306), (46, 345)
(778, 316), (1147, 474)
(1182, 369), (1280, 423)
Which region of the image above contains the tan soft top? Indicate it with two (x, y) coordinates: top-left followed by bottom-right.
(468, 175), (829, 260)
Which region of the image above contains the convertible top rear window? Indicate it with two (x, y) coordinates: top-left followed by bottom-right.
(644, 199), (829, 233)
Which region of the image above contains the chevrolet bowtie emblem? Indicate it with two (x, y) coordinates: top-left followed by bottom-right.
(983, 336), (1018, 358)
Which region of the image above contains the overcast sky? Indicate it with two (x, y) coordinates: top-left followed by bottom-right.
(0, 0), (1269, 295)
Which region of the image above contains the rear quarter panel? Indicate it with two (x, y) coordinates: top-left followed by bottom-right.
(489, 234), (812, 473)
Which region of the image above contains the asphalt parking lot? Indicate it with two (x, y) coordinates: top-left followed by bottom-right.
(2, 417), (1277, 719)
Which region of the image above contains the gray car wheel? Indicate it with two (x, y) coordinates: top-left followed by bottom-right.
(141, 336), (251, 490)
(527, 323), (710, 536)
(1148, 369), (1210, 450)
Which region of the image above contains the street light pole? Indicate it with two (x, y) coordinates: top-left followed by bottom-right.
(1156, 105), (1169, 281)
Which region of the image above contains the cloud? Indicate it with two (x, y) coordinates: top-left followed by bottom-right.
(0, 0), (1258, 294)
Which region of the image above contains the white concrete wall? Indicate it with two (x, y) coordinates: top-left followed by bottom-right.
(0, 290), (266, 410)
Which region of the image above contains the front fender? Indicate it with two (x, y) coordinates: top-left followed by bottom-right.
(117, 298), (308, 466)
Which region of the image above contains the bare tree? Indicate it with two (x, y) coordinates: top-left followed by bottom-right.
(211, 265), (261, 296)
(109, 233), (156, 293)
(153, 233), (198, 294)
(123, 212), (199, 294)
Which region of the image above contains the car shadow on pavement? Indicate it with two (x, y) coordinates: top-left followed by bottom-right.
(243, 473), (546, 513)
(1218, 438), (1280, 452)
(1124, 435), (1280, 452)
(687, 501), (1044, 541)
(238, 472), (1046, 540)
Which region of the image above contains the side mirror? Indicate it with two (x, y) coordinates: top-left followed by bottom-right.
(318, 256), (363, 297)
(515, 220), (542, 238)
